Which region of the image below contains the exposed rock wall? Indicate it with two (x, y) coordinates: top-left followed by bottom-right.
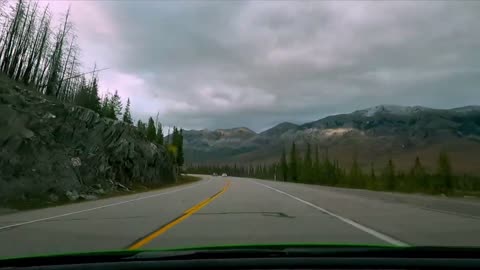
(0, 81), (176, 204)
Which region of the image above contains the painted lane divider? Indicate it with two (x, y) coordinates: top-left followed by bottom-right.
(0, 179), (212, 231)
(128, 181), (231, 250)
(249, 180), (408, 247)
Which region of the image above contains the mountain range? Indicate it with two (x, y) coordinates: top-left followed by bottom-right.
(183, 105), (480, 174)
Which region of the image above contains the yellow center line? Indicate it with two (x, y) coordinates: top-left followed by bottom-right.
(128, 180), (231, 250)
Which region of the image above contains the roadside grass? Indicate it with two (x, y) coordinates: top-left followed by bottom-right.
(451, 190), (480, 199)
(106, 175), (201, 197)
(2, 175), (202, 212)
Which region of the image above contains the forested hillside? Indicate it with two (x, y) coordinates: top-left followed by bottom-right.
(189, 143), (480, 196)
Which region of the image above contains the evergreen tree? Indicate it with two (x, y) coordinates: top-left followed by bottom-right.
(410, 156), (427, 191)
(73, 77), (89, 108)
(74, 76), (101, 113)
(137, 120), (146, 135)
(289, 142), (298, 182)
(368, 162), (376, 189)
(280, 147), (288, 181)
(383, 159), (396, 190)
(146, 117), (156, 142)
(349, 153), (363, 187)
(100, 93), (115, 119)
(177, 128), (184, 167)
(166, 127), (171, 146)
(313, 144), (320, 181)
(122, 98), (133, 124)
(302, 143), (312, 182)
(171, 127), (179, 146)
(437, 152), (453, 194)
(88, 77), (101, 113)
(110, 90), (122, 120)
(100, 94), (109, 115)
(167, 127), (180, 165)
(156, 122), (164, 145)
(323, 149), (335, 185)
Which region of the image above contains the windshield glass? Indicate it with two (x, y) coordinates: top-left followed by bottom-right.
(1, 0), (480, 259)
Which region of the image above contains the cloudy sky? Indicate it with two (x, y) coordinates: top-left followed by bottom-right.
(42, 1), (480, 131)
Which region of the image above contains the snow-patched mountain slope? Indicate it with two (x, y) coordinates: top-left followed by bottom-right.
(356, 105), (431, 117)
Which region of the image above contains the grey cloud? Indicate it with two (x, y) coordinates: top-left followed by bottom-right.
(89, 1), (480, 131)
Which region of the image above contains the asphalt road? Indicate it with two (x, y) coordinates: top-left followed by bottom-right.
(1, 175), (480, 258)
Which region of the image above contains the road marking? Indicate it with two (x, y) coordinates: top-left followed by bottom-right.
(183, 196), (211, 214)
(249, 180), (409, 247)
(0, 178), (212, 231)
(128, 181), (231, 250)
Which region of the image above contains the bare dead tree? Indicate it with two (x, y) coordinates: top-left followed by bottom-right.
(22, 3), (48, 84)
(45, 5), (70, 96)
(13, 0), (38, 80)
(32, 12), (50, 87)
(63, 50), (79, 102)
(1, 0), (24, 72)
(7, 0), (30, 77)
(56, 34), (75, 99)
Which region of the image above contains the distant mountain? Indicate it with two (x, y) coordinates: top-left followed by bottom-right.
(183, 127), (255, 147)
(184, 105), (480, 174)
(260, 122), (299, 136)
(355, 105), (432, 117)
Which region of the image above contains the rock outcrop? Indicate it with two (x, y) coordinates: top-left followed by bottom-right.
(0, 78), (176, 206)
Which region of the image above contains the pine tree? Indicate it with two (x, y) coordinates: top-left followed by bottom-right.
(100, 93), (115, 119)
(313, 144), (320, 182)
(167, 127), (179, 163)
(146, 117), (156, 142)
(437, 152), (453, 194)
(349, 153), (363, 187)
(383, 159), (396, 190)
(156, 122), (164, 145)
(88, 76), (101, 113)
(411, 156), (427, 191)
(323, 148), (335, 185)
(137, 120), (146, 135)
(177, 128), (184, 167)
(302, 143), (312, 182)
(368, 162), (376, 189)
(171, 127), (178, 146)
(100, 94), (110, 117)
(110, 90), (123, 120)
(122, 98), (133, 124)
(289, 142), (298, 182)
(166, 127), (171, 146)
(280, 147), (288, 181)
(73, 77), (89, 107)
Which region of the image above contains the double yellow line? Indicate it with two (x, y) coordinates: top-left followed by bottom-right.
(128, 181), (231, 250)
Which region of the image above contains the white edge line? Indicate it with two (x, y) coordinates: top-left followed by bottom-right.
(0, 178), (212, 231)
(249, 180), (409, 247)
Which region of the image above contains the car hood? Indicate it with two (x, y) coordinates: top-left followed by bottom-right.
(2, 243), (480, 267)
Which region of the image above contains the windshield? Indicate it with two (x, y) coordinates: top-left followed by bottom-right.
(1, 0), (480, 259)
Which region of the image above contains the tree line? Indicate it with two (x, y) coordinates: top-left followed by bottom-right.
(188, 142), (480, 195)
(188, 163), (277, 180)
(0, 0), (185, 169)
(137, 116), (185, 169)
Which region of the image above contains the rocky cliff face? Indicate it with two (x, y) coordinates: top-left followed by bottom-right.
(0, 77), (176, 206)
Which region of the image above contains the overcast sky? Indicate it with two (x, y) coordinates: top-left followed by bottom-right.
(42, 1), (480, 131)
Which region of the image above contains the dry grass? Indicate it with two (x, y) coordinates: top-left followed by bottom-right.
(3, 175), (202, 211)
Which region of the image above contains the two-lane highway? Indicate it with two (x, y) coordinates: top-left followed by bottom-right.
(1, 175), (480, 258)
